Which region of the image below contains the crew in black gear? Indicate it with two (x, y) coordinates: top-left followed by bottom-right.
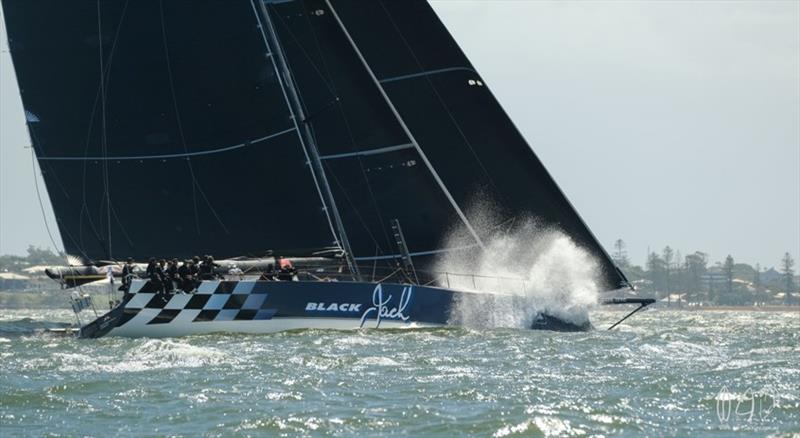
(120, 257), (135, 293)
(190, 256), (200, 276)
(259, 264), (275, 281)
(199, 255), (220, 280)
(146, 258), (164, 293)
(167, 259), (179, 291)
(178, 260), (193, 293)
(190, 256), (202, 289)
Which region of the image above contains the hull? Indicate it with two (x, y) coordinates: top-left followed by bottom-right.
(77, 279), (590, 338)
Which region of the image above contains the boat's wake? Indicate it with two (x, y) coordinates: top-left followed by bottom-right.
(437, 209), (601, 329)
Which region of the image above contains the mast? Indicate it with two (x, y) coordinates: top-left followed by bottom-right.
(324, 0), (485, 251)
(256, 1), (361, 279)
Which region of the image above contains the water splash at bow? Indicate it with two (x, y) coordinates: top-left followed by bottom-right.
(436, 204), (602, 329)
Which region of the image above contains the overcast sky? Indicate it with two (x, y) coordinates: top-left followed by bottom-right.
(1, 1), (798, 268)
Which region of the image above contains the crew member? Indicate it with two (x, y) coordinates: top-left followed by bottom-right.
(158, 259), (171, 294)
(259, 263), (275, 281)
(199, 255), (220, 280)
(277, 257), (296, 281)
(178, 260), (193, 293)
(146, 258), (164, 293)
(120, 257), (135, 293)
(190, 256), (201, 288)
(167, 258), (179, 291)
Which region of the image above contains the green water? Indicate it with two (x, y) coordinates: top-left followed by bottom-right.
(1, 308), (798, 436)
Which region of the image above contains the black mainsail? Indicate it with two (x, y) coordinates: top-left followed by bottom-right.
(2, 1), (340, 261)
(2, 0), (629, 290)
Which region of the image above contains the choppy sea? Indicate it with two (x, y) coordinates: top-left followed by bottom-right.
(0, 308), (798, 437)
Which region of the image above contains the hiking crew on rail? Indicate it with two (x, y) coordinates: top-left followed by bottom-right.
(121, 255), (297, 294)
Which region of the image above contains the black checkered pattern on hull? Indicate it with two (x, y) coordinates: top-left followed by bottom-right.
(121, 281), (277, 326)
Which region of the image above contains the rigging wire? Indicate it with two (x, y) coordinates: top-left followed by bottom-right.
(371, 245), (379, 282)
(260, 3), (356, 259)
(79, 0), (130, 253)
(272, 30), (389, 264)
(268, 4), (394, 263)
(306, 125), (383, 251)
(378, 2), (624, 287)
(249, 0), (342, 250)
(159, 0), (229, 236)
(109, 203), (134, 248)
(97, 0), (114, 260)
(29, 148), (63, 257)
(159, 0), (199, 235)
(27, 130), (92, 262)
(324, 0), (484, 250)
(301, 4), (394, 255)
(376, 1), (499, 195)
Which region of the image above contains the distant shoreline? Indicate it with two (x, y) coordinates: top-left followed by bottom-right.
(654, 305), (799, 312)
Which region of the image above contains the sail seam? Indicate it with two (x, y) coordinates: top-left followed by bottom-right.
(318, 143), (413, 160)
(36, 128), (296, 161)
(379, 67), (477, 84)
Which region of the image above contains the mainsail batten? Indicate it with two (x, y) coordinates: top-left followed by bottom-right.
(36, 128), (297, 161)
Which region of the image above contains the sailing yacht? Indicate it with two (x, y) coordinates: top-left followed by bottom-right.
(1, 0), (648, 338)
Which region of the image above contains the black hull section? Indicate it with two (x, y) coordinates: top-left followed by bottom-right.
(78, 296), (130, 339)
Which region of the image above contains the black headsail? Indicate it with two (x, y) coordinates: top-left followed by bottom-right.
(259, 0), (475, 272)
(1, 0), (342, 261)
(258, 0), (629, 290)
(3, 0), (629, 290)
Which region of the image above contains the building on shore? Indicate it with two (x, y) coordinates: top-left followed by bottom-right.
(0, 272), (32, 290)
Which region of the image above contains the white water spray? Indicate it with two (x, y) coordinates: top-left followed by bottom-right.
(436, 205), (602, 329)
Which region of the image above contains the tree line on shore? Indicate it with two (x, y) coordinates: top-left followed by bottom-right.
(611, 240), (798, 306)
(0, 246), (64, 273)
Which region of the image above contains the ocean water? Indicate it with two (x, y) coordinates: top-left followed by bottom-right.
(0, 308), (798, 437)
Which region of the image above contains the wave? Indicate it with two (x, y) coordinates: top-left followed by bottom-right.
(0, 318), (73, 336)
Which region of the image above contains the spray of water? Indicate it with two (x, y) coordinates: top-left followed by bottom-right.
(436, 202), (602, 329)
